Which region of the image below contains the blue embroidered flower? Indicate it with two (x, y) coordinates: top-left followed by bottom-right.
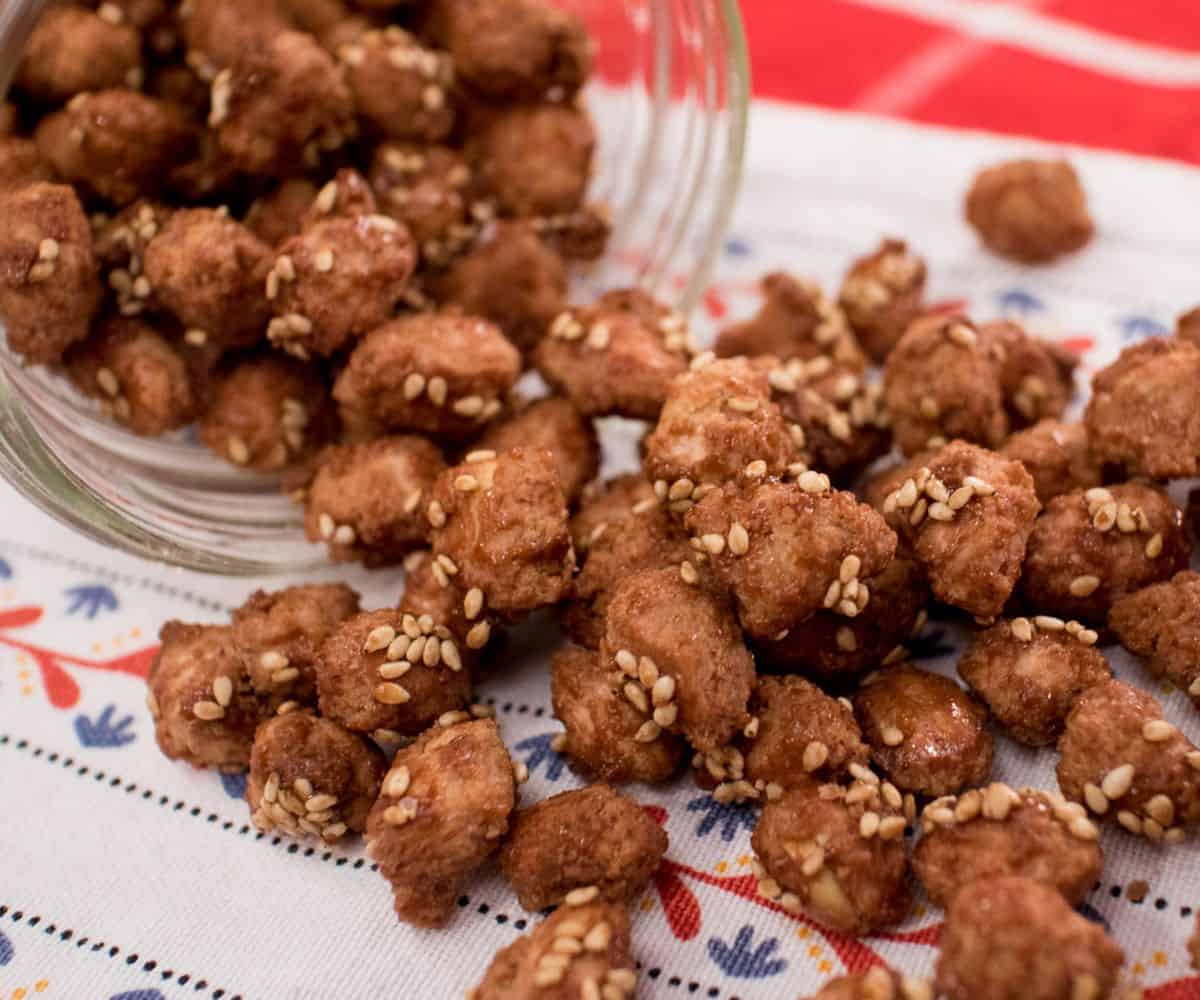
(75, 705), (136, 748)
(708, 925), (787, 978)
(724, 237), (752, 258)
(1117, 315), (1167, 342)
(109, 991), (166, 1000)
(220, 772), (248, 799)
(64, 584), (119, 619)
(0, 557), (11, 579)
(686, 795), (756, 842)
(996, 288), (1044, 314)
(514, 732), (567, 782)
(0, 929), (12, 966)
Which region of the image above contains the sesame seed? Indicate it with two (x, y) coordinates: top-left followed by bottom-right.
(982, 783), (1014, 821)
(1146, 794), (1175, 827)
(881, 726), (904, 747)
(1069, 575), (1101, 597)
(426, 500), (446, 528)
(1141, 719), (1174, 742)
(653, 704), (678, 728)
(332, 525), (356, 546)
(633, 720), (661, 743)
(364, 625), (397, 652)
(1101, 763), (1135, 800)
(193, 700), (224, 721)
(727, 395), (759, 413)
(680, 562), (698, 584)
(453, 395), (484, 417)
(947, 323), (976, 347)
(403, 372), (426, 400)
(211, 675), (233, 707)
(466, 621), (491, 649)
(802, 741), (829, 772)
(728, 522), (750, 555)
(1145, 533), (1164, 558)
(314, 248), (334, 272)
(565, 885), (600, 906)
(374, 682), (411, 705)
(624, 683), (649, 714)
(615, 649), (637, 675)
(800, 849), (825, 876)
(836, 626), (857, 652)
(859, 811), (881, 838)
(637, 656), (659, 688)
(701, 533), (725, 555)
(95, 367), (121, 397)
(1034, 615), (1065, 632)
(1083, 783), (1109, 815)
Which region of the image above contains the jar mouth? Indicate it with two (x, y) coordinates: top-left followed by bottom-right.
(0, 0), (750, 575)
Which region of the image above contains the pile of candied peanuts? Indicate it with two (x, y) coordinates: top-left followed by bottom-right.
(6, 3), (1200, 994)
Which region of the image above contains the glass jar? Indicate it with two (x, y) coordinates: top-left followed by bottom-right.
(0, 0), (749, 574)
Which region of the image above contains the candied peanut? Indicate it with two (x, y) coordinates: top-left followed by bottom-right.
(854, 664), (993, 798)
(884, 440), (1040, 619)
(0, 182), (101, 363)
(643, 357), (795, 496)
(211, 30), (354, 176)
(36, 90), (190, 206)
(958, 617), (1109, 747)
(470, 900), (634, 1000)
(93, 200), (174, 319)
(1178, 306), (1200, 350)
(476, 397), (599, 505)
(150, 62), (211, 117)
(600, 566), (754, 753)
(500, 784), (667, 911)
(16, 5), (143, 104)
(1058, 679), (1200, 842)
(429, 447), (575, 617)
(267, 213), (417, 358)
(303, 436), (446, 566)
(182, 0), (289, 80)
(231, 582), (360, 702)
(751, 778), (911, 936)
(978, 319), (1076, 429)
(316, 608), (473, 736)
(366, 719), (516, 927)
(143, 208), (273, 349)
(685, 479), (895, 640)
(0, 137), (53, 191)
(838, 238), (926, 362)
(1084, 337), (1200, 480)
(936, 877), (1125, 1000)
(147, 622), (265, 771)
(755, 554), (926, 682)
(965, 159), (1094, 264)
(883, 314), (1008, 456)
(247, 712), (385, 841)
(370, 142), (475, 256)
(1020, 483), (1190, 625)
(339, 27), (455, 143)
(531, 202), (612, 262)
(716, 272), (867, 370)
(534, 290), (693, 420)
(439, 0), (590, 101)
(551, 644), (684, 785)
(1110, 572), (1200, 709)
(333, 312), (520, 439)
(433, 219), (568, 355)
(999, 420), (1102, 505)
(914, 786), (1103, 908)
(244, 178), (318, 246)
(66, 316), (197, 436)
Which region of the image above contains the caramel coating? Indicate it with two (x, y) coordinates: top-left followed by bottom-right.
(686, 479), (895, 639)
(398, 549), (476, 641)
(755, 554), (926, 682)
(979, 320), (1076, 429)
(913, 787), (1103, 908)
(1057, 679), (1200, 840)
(500, 784), (667, 911)
(231, 582), (360, 702)
(965, 160), (1094, 264)
(440, 0), (590, 102)
(743, 676), (869, 789)
(244, 178), (317, 246)
(16, 5), (142, 105)
(935, 877), (1124, 1000)
(267, 214), (416, 358)
(147, 622), (264, 770)
(366, 719), (516, 927)
(551, 644), (684, 785)
(212, 30), (354, 176)
(65, 316), (196, 436)
(434, 220), (567, 355)
(247, 712), (385, 840)
(0, 137), (53, 191)
(200, 355), (334, 471)
(1020, 483), (1190, 625)
(643, 357), (795, 492)
(304, 436), (446, 565)
(476, 397), (599, 505)
(716, 272), (867, 371)
(0, 103), (15, 136)
(333, 312), (520, 439)
(854, 664), (993, 797)
(316, 608), (473, 735)
(600, 567), (754, 752)
(566, 485), (692, 650)
(1110, 572), (1200, 708)
(340, 27), (455, 143)
(370, 142), (473, 253)
(534, 289), (692, 420)
(752, 779), (911, 936)
(35, 90), (190, 206)
(883, 315), (1008, 456)
(885, 440), (1040, 619)
(958, 618), (1110, 747)
(1084, 337), (1200, 480)
(470, 900), (634, 1000)
(999, 420), (1102, 505)
(838, 238), (926, 362)
(0, 182), (101, 363)
(182, 0), (289, 79)
(430, 448), (575, 617)
(472, 104), (593, 218)
(144, 208), (272, 349)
